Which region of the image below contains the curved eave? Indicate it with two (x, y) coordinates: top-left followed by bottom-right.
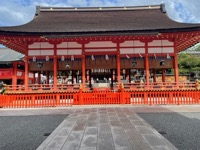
(1, 26), (200, 37)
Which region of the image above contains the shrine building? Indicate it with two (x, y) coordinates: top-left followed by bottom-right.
(0, 4), (200, 107)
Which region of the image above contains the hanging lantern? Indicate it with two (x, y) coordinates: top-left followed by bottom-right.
(167, 53), (171, 59)
(46, 56), (49, 61)
(33, 56), (36, 62)
(71, 55), (74, 61)
(139, 54), (143, 58)
(61, 55), (65, 61)
(105, 55), (109, 60)
(91, 55), (95, 60)
(154, 54), (157, 59)
(126, 54), (130, 59)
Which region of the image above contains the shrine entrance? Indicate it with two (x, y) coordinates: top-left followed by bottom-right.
(86, 55), (117, 89)
(90, 69), (112, 83)
(87, 69), (113, 89)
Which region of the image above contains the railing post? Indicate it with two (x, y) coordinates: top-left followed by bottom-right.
(79, 84), (83, 105)
(197, 91), (200, 104)
(31, 94), (35, 107)
(6, 95), (10, 108)
(168, 92), (173, 104)
(195, 91), (197, 104)
(56, 94), (60, 106)
(121, 83), (125, 104)
(144, 92), (148, 105)
(4, 95), (8, 108)
(177, 91), (180, 105)
(0, 95), (3, 107)
(196, 80), (200, 90)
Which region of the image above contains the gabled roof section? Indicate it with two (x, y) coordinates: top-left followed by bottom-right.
(0, 4), (200, 36)
(0, 48), (24, 63)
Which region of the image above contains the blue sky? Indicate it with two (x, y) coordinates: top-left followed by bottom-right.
(0, 0), (200, 27)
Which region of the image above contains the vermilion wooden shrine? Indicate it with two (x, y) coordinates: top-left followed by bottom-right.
(0, 48), (35, 86)
(0, 4), (200, 107)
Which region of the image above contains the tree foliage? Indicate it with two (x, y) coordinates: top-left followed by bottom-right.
(195, 44), (200, 51)
(178, 53), (200, 74)
(187, 43), (200, 51)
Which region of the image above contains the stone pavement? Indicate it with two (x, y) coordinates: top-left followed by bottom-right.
(36, 106), (178, 150)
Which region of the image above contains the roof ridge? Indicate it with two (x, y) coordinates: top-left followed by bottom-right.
(35, 4), (165, 14)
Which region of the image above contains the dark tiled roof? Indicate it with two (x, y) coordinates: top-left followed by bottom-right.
(0, 4), (200, 36)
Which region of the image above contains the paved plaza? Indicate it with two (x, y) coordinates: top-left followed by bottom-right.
(1, 105), (200, 150)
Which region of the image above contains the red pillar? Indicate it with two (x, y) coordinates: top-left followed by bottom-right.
(33, 72), (36, 84)
(12, 62), (17, 90)
(111, 69), (114, 88)
(46, 71), (49, 84)
(72, 70), (74, 84)
(153, 69), (157, 83)
(129, 69), (131, 83)
(82, 44), (86, 88)
(174, 53), (179, 84)
(162, 69), (165, 82)
(53, 44), (58, 90)
(38, 72), (41, 84)
(145, 42), (150, 88)
(117, 43), (121, 85)
(89, 70), (92, 88)
(24, 44), (29, 91)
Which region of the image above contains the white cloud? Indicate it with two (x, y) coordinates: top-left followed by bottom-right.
(175, 0), (200, 22)
(0, 1), (35, 26)
(65, 0), (87, 7)
(32, 1), (71, 7)
(166, 1), (199, 23)
(165, 1), (184, 22)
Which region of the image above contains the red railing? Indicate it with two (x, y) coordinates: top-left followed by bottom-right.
(0, 93), (78, 108)
(5, 84), (81, 93)
(123, 82), (197, 90)
(0, 88), (200, 108)
(128, 90), (199, 105)
(81, 89), (121, 105)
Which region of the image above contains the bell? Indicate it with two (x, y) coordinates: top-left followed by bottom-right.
(37, 62), (43, 69)
(132, 61), (137, 67)
(66, 63), (70, 69)
(160, 60), (165, 66)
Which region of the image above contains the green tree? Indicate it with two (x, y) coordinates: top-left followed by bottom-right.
(187, 43), (200, 51)
(178, 53), (200, 74)
(196, 44), (200, 51)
